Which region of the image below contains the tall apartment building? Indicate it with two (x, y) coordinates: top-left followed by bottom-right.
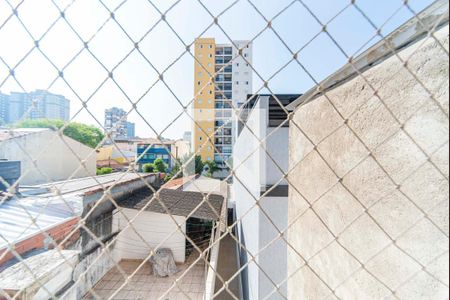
(193, 38), (253, 177)
(0, 93), (8, 125)
(5, 90), (70, 124)
(126, 122), (135, 138)
(104, 107), (128, 140)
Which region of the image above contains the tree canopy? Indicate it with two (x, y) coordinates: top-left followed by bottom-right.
(15, 119), (104, 148)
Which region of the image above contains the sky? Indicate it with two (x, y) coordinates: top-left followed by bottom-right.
(0, 0), (435, 139)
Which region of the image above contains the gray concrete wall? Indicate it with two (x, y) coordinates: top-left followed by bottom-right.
(287, 26), (449, 299)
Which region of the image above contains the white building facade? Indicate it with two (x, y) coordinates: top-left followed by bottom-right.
(233, 94), (299, 300)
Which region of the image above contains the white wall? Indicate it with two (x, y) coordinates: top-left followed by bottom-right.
(113, 208), (186, 263)
(0, 130), (96, 185)
(265, 127), (289, 186)
(233, 98), (264, 300)
(288, 26), (449, 299)
(234, 96), (290, 300)
(258, 196), (288, 299)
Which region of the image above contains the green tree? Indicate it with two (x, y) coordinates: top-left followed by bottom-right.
(142, 163), (155, 173)
(15, 119), (104, 148)
(153, 158), (168, 173)
(203, 160), (219, 177)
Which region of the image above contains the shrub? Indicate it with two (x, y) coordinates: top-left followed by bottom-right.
(97, 167), (113, 175)
(142, 163), (155, 173)
(153, 158), (168, 173)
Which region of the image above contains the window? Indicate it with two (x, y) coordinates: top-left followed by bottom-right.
(163, 154), (169, 159)
(209, 54), (213, 58)
(209, 91), (213, 94)
(200, 45), (203, 49)
(198, 72), (202, 77)
(209, 45), (213, 49)
(199, 136), (203, 141)
(246, 81), (249, 85)
(236, 63), (240, 67)
(198, 81), (201, 85)
(236, 81), (239, 85)
(198, 54), (203, 58)
(198, 99), (202, 104)
(207, 157), (212, 161)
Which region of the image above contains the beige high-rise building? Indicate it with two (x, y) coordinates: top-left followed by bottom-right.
(193, 38), (253, 177)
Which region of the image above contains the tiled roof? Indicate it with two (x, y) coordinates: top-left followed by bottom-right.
(119, 187), (224, 221)
(162, 175), (197, 190)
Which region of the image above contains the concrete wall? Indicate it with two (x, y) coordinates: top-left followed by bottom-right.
(0, 130), (96, 185)
(234, 96), (290, 300)
(287, 26), (449, 299)
(258, 196), (288, 299)
(234, 99), (264, 300)
(112, 208), (186, 263)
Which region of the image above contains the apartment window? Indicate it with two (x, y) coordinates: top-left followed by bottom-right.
(200, 45), (203, 49)
(198, 81), (201, 85)
(209, 45), (213, 49)
(209, 54), (213, 58)
(199, 136), (203, 141)
(209, 91), (213, 94)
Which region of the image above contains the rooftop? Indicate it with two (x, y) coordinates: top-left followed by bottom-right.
(85, 257), (206, 300)
(0, 128), (49, 142)
(119, 187), (224, 221)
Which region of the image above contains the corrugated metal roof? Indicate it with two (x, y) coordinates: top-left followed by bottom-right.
(0, 173), (151, 251)
(0, 194), (82, 250)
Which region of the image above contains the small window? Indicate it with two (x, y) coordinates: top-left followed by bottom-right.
(209, 54), (213, 58)
(199, 109), (203, 113)
(244, 54), (248, 57)
(200, 45), (203, 49)
(198, 81), (201, 85)
(236, 81), (239, 85)
(246, 81), (249, 85)
(199, 136), (203, 141)
(236, 63), (240, 67)
(209, 91), (213, 94)
(209, 45), (213, 49)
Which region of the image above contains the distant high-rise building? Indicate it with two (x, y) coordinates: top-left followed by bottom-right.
(6, 90), (70, 124)
(193, 38), (253, 178)
(0, 93), (8, 125)
(183, 131), (192, 143)
(126, 122), (135, 138)
(104, 107), (128, 140)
